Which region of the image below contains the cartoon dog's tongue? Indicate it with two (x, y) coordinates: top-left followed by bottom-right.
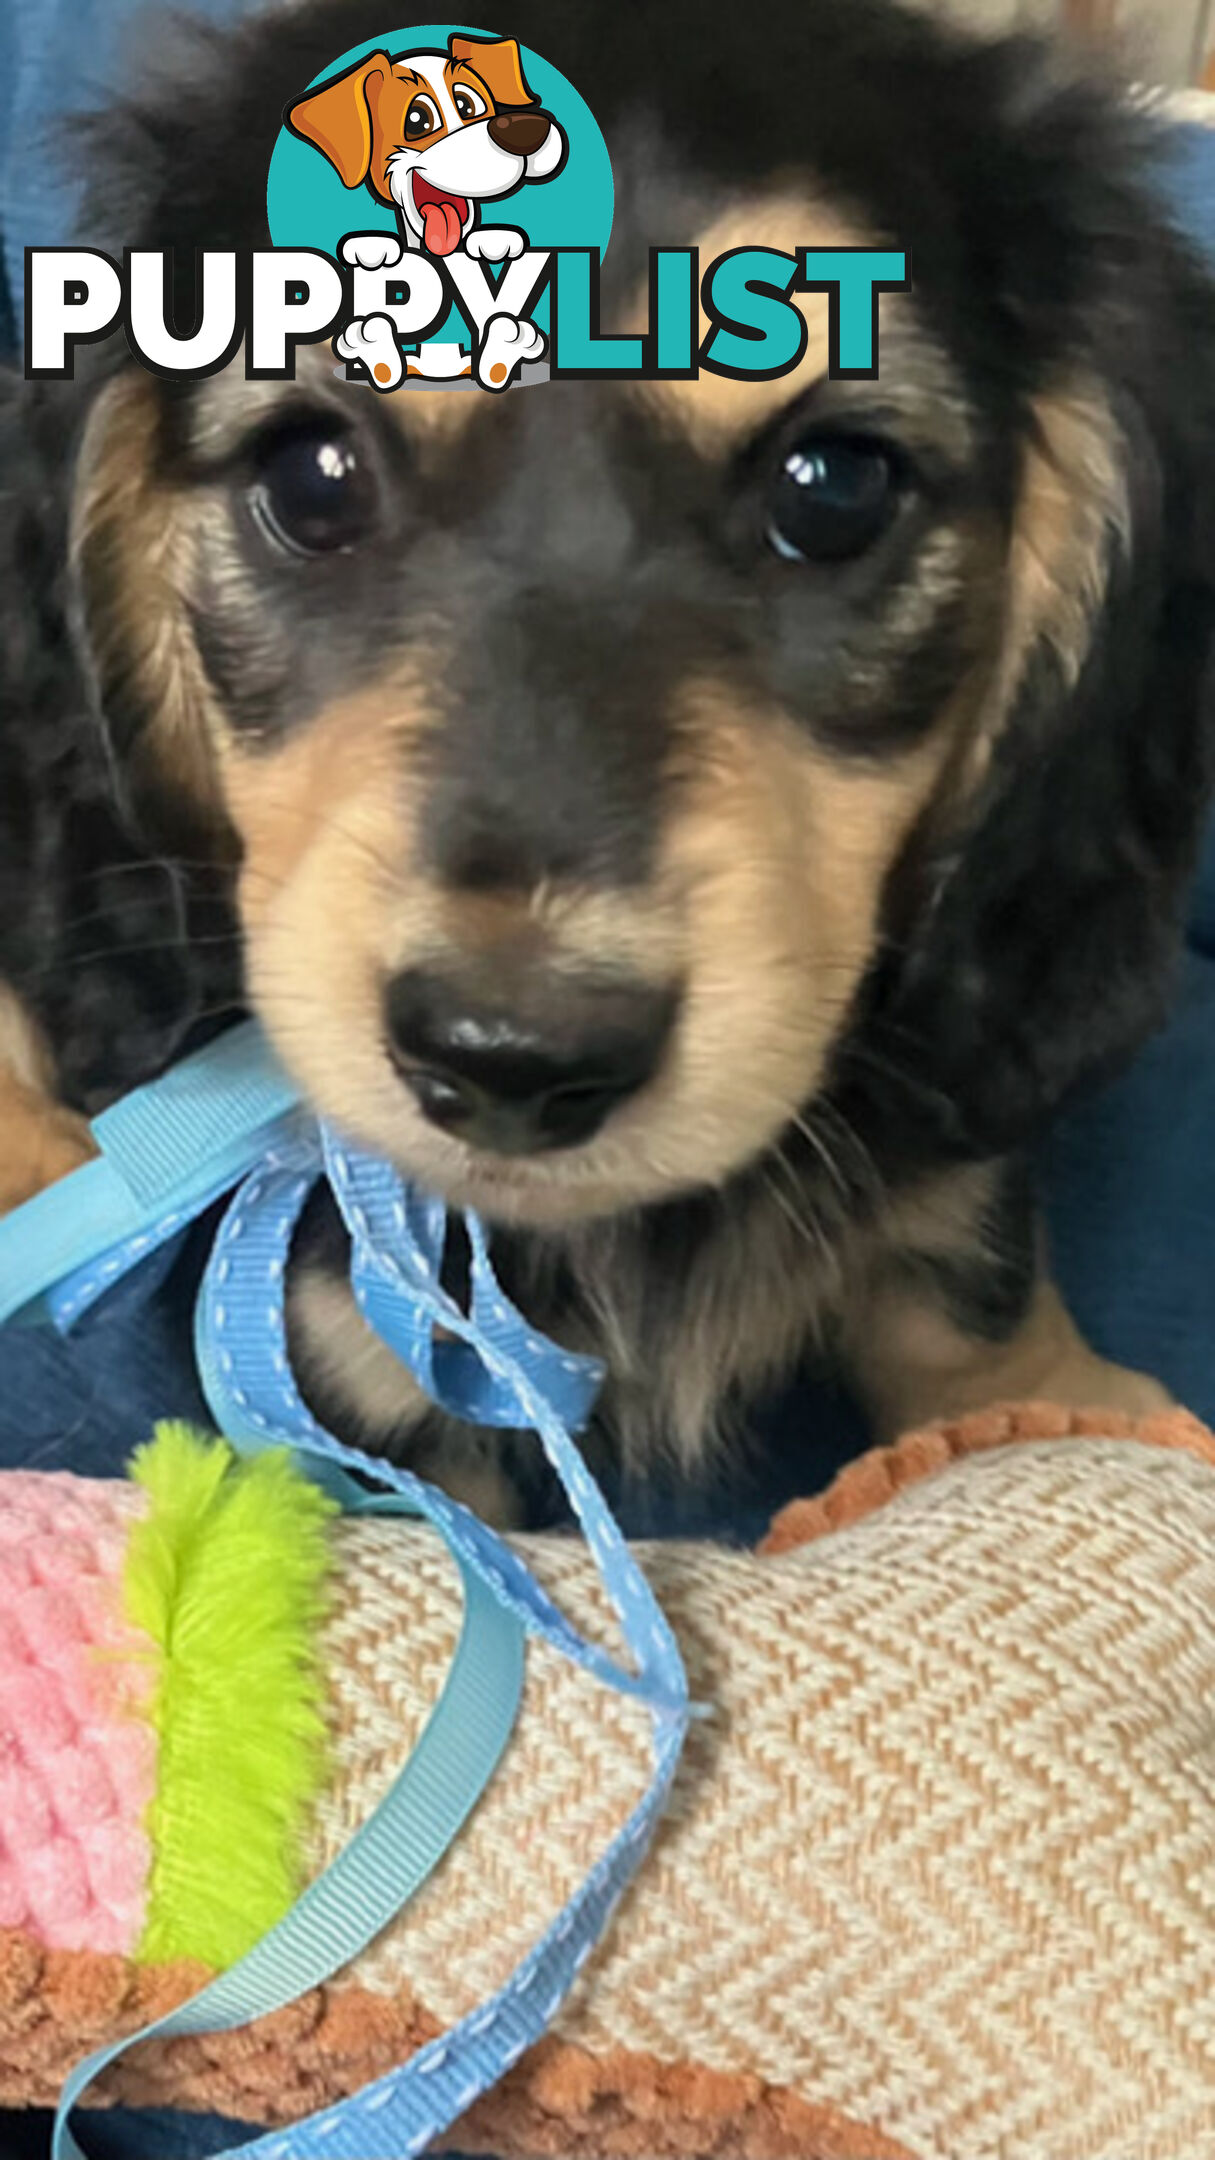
(413, 176), (469, 257)
(422, 199), (463, 254)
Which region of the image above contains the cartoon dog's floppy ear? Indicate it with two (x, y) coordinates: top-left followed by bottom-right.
(286, 51), (391, 188)
(449, 33), (537, 109)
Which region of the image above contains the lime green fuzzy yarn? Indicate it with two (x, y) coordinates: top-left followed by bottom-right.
(124, 1422), (337, 1969)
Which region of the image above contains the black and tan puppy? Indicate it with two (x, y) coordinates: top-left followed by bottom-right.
(1, 0), (1214, 1521)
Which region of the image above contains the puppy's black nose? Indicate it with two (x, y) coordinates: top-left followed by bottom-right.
(487, 109), (552, 158)
(384, 968), (676, 1155)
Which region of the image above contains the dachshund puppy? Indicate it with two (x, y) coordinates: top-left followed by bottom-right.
(1, 0), (1213, 1523)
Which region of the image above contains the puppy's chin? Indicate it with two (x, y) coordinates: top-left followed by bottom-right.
(388, 1144), (671, 1231)
(250, 1009), (791, 1230)
(286, 1062), (721, 1230)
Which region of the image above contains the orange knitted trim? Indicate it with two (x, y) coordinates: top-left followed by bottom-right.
(759, 1400), (1215, 1554)
(0, 1935), (914, 2158)
(456, 2039), (917, 2158)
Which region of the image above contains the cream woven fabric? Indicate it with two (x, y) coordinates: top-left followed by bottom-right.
(310, 1438), (1215, 2160)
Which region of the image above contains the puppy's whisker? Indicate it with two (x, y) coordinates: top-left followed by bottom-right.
(51, 856), (235, 885)
(12, 929), (245, 986)
(41, 870), (272, 948)
(29, 901), (209, 948)
(761, 1158), (834, 1272)
(786, 1108), (853, 1203)
(837, 1037), (956, 1115)
(806, 1096), (885, 1208)
(180, 998), (247, 1027)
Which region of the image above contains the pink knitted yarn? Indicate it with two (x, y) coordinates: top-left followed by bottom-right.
(0, 1473), (154, 1955)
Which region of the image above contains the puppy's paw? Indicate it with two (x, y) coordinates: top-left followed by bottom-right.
(476, 311), (546, 391)
(1049, 1356), (1175, 1422)
(0, 1090), (95, 1219)
(340, 231), (404, 271)
(335, 313), (404, 391)
(464, 226), (525, 265)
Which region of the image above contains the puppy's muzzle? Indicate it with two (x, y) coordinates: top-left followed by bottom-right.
(487, 110), (554, 159)
(385, 966), (678, 1156)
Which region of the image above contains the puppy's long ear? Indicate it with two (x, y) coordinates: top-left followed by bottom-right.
(840, 340), (1215, 1165)
(0, 371), (238, 1102)
(70, 372), (233, 860)
(449, 34), (537, 109)
(820, 31), (1215, 1170)
(286, 51), (390, 188)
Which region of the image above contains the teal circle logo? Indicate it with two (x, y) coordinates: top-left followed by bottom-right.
(268, 25), (612, 255)
(267, 23), (612, 382)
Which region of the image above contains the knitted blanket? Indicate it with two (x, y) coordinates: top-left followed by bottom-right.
(1, 1402), (1213, 2160)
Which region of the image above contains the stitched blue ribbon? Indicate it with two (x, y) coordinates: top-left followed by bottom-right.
(0, 1022), (691, 2160)
(0, 1023), (303, 1335)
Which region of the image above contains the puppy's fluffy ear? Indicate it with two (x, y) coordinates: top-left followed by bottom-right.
(449, 34), (537, 110)
(69, 373), (234, 860)
(0, 372), (237, 1103)
(845, 353), (1215, 1164)
(286, 50), (390, 188)
(823, 41), (1215, 1168)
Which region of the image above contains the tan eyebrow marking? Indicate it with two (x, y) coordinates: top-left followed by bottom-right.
(385, 388), (486, 445)
(628, 194), (964, 462)
(626, 198), (857, 454)
(184, 345), (489, 464)
(182, 345), (355, 461)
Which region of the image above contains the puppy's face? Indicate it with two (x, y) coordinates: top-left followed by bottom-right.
(71, 3), (1215, 1224)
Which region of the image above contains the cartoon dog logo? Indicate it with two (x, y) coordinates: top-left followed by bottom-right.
(287, 32), (564, 390)
(288, 32), (565, 258)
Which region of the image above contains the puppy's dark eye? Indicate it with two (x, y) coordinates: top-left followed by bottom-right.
(251, 426), (377, 557)
(765, 438), (900, 564)
(453, 86), (485, 122)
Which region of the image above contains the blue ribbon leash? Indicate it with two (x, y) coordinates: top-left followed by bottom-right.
(0, 1022), (692, 2160)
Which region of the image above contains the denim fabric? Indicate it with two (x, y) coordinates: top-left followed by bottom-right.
(0, 0), (254, 341)
(1164, 120), (1215, 259)
(0, 16), (1213, 2156)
